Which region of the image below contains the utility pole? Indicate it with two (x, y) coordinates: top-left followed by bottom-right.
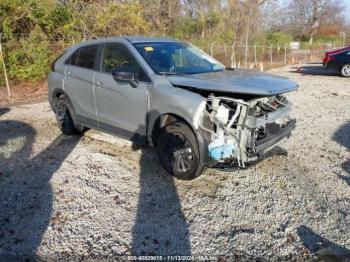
(0, 34), (11, 97)
(340, 31), (346, 47)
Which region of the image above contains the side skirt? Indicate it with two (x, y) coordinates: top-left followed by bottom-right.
(76, 115), (148, 145)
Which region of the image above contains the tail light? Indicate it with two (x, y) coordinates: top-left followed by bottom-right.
(323, 54), (328, 64)
(328, 56), (336, 62)
(324, 55), (335, 65)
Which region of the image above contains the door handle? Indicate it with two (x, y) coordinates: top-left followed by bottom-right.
(67, 71), (71, 76)
(96, 81), (106, 88)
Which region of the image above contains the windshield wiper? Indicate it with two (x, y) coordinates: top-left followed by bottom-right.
(158, 72), (184, 76)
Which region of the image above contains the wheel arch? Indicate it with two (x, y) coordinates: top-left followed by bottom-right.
(150, 112), (210, 166)
(51, 89), (74, 112)
(151, 113), (190, 144)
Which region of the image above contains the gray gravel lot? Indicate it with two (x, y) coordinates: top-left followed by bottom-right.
(0, 64), (349, 260)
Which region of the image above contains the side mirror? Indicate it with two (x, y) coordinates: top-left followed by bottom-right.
(111, 68), (135, 82)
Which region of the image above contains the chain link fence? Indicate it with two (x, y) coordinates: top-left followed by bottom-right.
(197, 43), (337, 70)
(0, 40), (344, 102)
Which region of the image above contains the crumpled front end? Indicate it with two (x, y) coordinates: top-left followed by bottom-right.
(197, 94), (296, 168)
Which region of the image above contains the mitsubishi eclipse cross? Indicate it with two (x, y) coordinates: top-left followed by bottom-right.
(48, 36), (298, 180)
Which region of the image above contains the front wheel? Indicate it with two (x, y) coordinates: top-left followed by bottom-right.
(156, 121), (204, 180)
(340, 63), (350, 77)
(55, 97), (87, 135)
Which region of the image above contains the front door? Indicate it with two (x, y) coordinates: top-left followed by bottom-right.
(94, 42), (150, 140)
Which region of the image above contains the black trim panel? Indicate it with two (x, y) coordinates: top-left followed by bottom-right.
(76, 114), (147, 145)
(255, 119), (296, 155)
(76, 115), (98, 129)
(196, 128), (211, 165)
(99, 122), (147, 145)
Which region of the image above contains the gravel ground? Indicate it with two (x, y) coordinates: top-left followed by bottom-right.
(0, 64), (349, 261)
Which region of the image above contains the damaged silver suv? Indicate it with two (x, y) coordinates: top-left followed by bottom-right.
(48, 36), (298, 180)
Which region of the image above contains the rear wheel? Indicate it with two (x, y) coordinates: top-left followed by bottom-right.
(340, 63), (350, 77)
(156, 121), (204, 180)
(55, 96), (87, 135)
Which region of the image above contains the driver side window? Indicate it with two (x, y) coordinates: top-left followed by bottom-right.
(101, 43), (148, 81)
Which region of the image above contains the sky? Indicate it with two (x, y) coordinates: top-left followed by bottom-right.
(279, 0), (350, 23)
(344, 0), (350, 22)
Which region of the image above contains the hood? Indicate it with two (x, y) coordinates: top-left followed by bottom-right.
(167, 69), (298, 96)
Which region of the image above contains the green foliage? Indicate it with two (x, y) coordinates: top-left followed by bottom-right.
(69, 2), (149, 40)
(0, 0), (153, 82)
(94, 2), (149, 36)
(299, 38), (344, 49)
(266, 32), (293, 45)
(218, 31), (235, 45)
(6, 26), (54, 81)
(312, 35), (345, 48)
(38, 4), (76, 39)
(0, 65), (4, 86)
(0, 0), (346, 83)
(168, 10), (235, 45)
(169, 17), (198, 40)
(0, 0), (28, 39)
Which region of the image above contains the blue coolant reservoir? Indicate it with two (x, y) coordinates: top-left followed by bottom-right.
(208, 143), (235, 161)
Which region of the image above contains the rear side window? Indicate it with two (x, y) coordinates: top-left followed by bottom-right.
(65, 45), (98, 69)
(66, 50), (79, 65)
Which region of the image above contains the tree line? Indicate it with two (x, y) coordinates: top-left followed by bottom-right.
(0, 0), (348, 82)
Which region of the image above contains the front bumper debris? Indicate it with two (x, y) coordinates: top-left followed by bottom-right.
(198, 94), (296, 168)
(255, 119), (296, 156)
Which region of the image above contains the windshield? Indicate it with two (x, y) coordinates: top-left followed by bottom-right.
(133, 42), (225, 75)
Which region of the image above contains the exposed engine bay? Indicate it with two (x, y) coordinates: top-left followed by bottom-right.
(196, 94), (296, 167)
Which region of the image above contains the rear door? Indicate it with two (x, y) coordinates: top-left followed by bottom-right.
(94, 42), (150, 139)
(64, 45), (99, 127)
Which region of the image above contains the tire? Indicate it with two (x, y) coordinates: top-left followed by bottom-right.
(156, 121), (204, 180)
(340, 63), (350, 77)
(55, 96), (87, 135)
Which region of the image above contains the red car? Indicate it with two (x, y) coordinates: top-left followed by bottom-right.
(323, 45), (350, 66)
